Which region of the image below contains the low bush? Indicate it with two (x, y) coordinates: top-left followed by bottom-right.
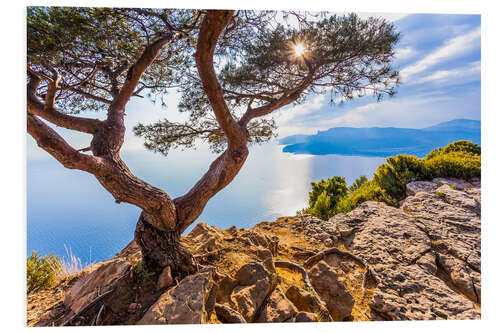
(348, 175), (368, 194)
(335, 180), (397, 214)
(426, 140), (481, 158)
(27, 251), (63, 293)
(304, 140), (481, 219)
(308, 176), (347, 208)
(424, 151), (481, 180)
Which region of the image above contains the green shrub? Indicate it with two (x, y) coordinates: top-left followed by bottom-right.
(27, 251), (63, 293)
(308, 176), (347, 209)
(335, 180), (397, 214)
(303, 140), (481, 219)
(424, 152), (481, 180)
(373, 155), (430, 199)
(426, 140), (481, 159)
(348, 175), (368, 194)
(308, 191), (334, 220)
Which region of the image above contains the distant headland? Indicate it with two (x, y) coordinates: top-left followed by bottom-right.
(279, 119), (480, 157)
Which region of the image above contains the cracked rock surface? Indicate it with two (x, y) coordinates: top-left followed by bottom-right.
(300, 179), (481, 320)
(34, 178), (480, 325)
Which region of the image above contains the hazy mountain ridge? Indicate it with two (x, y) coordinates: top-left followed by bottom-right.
(279, 119), (481, 157)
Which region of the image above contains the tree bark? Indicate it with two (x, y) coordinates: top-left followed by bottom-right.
(134, 212), (197, 275)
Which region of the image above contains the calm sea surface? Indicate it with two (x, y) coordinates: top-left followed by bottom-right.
(27, 142), (386, 264)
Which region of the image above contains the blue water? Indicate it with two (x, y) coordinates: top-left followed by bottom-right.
(27, 141), (385, 264)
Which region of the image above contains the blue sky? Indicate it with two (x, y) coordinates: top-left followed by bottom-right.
(273, 13), (481, 136)
(27, 12), (481, 158)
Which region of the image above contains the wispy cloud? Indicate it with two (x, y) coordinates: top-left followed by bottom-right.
(395, 46), (417, 61)
(415, 61), (480, 85)
(276, 94), (326, 123)
(401, 27), (480, 81)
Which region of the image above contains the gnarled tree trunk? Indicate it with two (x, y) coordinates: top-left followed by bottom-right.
(134, 212), (197, 275)
(27, 10), (310, 278)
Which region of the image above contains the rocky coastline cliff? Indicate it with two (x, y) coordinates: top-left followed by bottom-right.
(27, 177), (481, 325)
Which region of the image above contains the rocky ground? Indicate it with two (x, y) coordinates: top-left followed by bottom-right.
(27, 177), (481, 326)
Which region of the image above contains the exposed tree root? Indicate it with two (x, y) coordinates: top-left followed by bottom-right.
(274, 260), (333, 322)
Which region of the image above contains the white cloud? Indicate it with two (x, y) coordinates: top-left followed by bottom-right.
(414, 61), (480, 84)
(275, 94), (326, 124)
(401, 27), (481, 81)
(395, 46), (417, 61)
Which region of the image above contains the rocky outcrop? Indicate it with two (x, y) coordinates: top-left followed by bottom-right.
(284, 285), (331, 321)
(214, 304), (246, 323)
(406, 180), (439, 196)
(308, 260), (354, 320)
(299, 178), (481, 321)
(31, 177), (480, 326)
(229, 260), (278, 322)
(137, 269), (217, 325)
(64, 259), (131, 314)
(295, 311), (317, 322)
(255, 287), (298, 323)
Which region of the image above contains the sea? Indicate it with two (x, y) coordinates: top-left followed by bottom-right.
(27, 141), (386, 264)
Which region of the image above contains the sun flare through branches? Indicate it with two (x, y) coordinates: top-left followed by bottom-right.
(294, 43), (306, 57)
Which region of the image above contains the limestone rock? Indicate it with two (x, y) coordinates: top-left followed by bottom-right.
(256, 287), (298, 323)
(214, 304), (246, 323)
(285, 285), (331, 321)
(157, 266), (173, 290)
(433, 177), (474, 190)
(230, 260), (277, 322)
(295, 312), (318, 322)
(216, 274), (238, 304)
(300, 179), (481, 321)
(406, 181), (438, 196)
(64, 259), (130, 314)
(436, 254), (480, 303)
(307, 260), (354, 321)
(401, 185), (481, 271)
(331, 198), (480, 320)
(137, 271), (217, 325)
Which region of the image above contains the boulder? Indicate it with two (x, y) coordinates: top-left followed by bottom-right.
(256, 287), (298, 323)
(64, 259), (131, 314)
(157, 266), (173, 290)
(433, 177), (474, 190)
(215, 274), (238, 304)
(188, 222), (224, 243)
(230, 260), (277, 322)
(285, 285), (332, 321)
(295, 312), (318, 322)
(254, 247), (273, 261)
(235, 262), (270, 286)
(214, 304), (246, 323)
(307, 260), (354, 321)
(406, 181), (438, 196)
(137, 270), (217, 325)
